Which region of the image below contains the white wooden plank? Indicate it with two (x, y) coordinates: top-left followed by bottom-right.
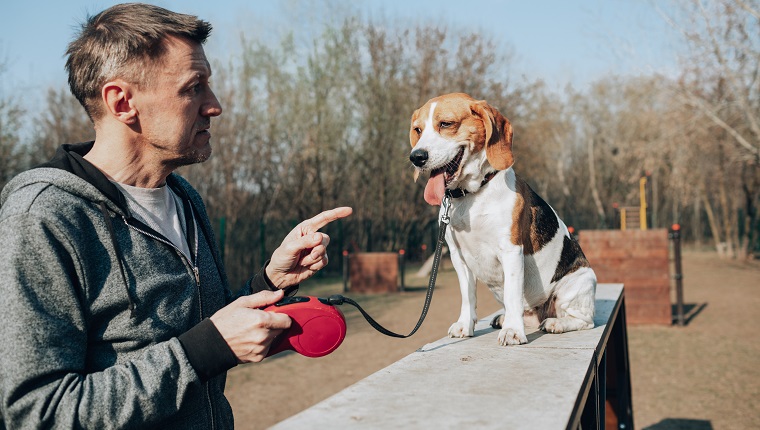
(271, 284), (623, 429)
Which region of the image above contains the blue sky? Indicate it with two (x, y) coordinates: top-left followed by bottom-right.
(1, 0), (681, 103)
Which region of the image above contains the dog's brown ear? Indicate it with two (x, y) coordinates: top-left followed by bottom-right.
(471, 100), (514, 170)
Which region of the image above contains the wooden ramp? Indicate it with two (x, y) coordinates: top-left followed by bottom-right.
(271, 284), (633, 430)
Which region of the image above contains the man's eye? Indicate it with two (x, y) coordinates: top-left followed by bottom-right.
(189, 81), (207, 94)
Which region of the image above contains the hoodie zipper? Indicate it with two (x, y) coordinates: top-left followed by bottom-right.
(122, 214), (216, 430)
(122, 216), (204, 320)
(46, 146), (218, 428)
(179, 211), (217, 430)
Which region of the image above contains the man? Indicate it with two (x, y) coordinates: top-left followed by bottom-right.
(0, 3), (351, 429)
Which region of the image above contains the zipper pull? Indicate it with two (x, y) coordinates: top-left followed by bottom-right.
(193, 266), (200, 287)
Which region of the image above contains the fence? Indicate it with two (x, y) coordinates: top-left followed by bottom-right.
(215, 217), (438, 288)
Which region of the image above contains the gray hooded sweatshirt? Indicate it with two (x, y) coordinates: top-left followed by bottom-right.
(0, 143), (281, 429)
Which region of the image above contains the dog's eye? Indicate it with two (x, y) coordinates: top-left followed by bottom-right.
(413, 127), (422, 135)
(439, 121), (453, 129)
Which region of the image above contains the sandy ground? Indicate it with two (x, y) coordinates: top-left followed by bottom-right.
(224, 251), (760, 430)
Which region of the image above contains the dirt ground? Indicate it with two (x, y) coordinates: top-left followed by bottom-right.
(224, 251), (760, 429)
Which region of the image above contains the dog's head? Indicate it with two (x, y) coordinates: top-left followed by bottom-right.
(409, 93), (513, 205)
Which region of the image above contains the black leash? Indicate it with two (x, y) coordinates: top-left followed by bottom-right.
(324, 195), (452, 338)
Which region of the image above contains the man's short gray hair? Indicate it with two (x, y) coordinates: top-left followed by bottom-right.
(65, 2), (212, 121)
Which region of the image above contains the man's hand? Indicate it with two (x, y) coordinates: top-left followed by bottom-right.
(266, 207), (353, 288)
(210, 290), (292, 363)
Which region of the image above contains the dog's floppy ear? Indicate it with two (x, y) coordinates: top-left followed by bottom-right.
(471, 100), (514, 170)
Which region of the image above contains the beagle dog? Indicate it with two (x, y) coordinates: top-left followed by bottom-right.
(409, 93), (596, 345)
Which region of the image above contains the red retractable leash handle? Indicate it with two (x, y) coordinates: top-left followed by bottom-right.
(264, 196), (452, 358)
(263, 296), (347, 358)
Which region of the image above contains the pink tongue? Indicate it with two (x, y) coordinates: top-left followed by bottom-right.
(424, 173), (446, 206)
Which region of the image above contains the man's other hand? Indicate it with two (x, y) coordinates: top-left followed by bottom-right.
(266, 207), (353, 288)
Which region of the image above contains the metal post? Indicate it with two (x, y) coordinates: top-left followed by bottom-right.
(338, 219), (344, 274)
(365, 220), (373, 252)
(398, 249), (406, 292)
(342, 250), (349, 293)
(670, 224), (685, 326)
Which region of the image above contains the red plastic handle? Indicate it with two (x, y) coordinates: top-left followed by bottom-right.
(263, 296), (346, 358)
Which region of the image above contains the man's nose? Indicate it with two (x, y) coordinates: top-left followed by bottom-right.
(202, 89), (223, 117)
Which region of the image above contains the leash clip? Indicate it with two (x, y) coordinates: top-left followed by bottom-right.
(440, 195), (452, 225)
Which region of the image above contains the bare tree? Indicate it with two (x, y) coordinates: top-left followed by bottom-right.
(669, 0), (760, 161)
(662, 0), (760, 257)
(0, 58), (26, 190)
(31, 87), (94, 163)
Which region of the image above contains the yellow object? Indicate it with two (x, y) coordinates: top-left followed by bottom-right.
(639, 177), (647, 230)
(620, 208), (627, 230)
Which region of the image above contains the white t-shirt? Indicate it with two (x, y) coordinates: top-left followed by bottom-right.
(113, 182), (193, 261)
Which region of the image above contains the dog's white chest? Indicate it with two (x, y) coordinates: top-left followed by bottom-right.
(445, 195), (513, 287)
(442, 174), (568, 303)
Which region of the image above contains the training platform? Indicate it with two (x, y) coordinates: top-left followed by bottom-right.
(272, 284), (633, 429)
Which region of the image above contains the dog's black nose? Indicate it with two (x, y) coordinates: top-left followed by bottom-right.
(410, 149), (429, 167)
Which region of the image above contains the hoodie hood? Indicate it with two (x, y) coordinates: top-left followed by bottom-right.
(2, 142), (194, 218)
(1, 142), (126, 215)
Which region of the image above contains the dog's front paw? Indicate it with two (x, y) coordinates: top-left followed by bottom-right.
(448, 321), (474, 338)
(497, 327), (528, 346)
(540, 318), (565, 333)
(539, 317), (593, 333)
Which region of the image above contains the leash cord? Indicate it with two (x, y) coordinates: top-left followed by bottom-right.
(324, 195), (451, 338)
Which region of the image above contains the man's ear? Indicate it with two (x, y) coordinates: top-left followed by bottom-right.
(102, 80), (137, 125)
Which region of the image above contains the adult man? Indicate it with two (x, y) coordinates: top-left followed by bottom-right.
(0, 3), (351, 429)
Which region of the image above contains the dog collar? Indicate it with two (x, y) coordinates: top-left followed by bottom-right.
(445, 171), (498, 199)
